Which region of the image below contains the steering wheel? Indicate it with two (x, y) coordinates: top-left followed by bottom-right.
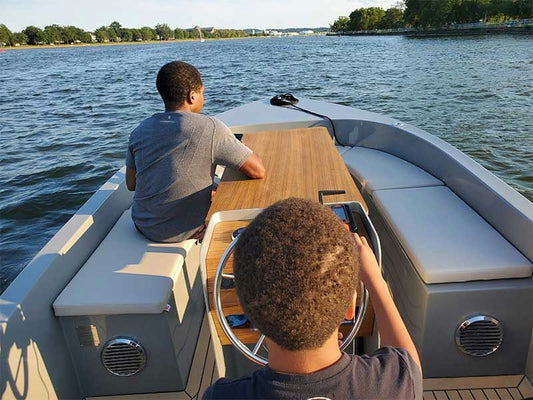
(213, 235), (369, 366)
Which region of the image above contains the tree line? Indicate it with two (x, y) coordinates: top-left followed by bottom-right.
(331, 0), (533, 31)
(0, 21), (251, 46)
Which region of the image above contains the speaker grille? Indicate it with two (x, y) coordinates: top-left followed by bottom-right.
(101, 338), (146, 376)
(455, 315), (503, 357)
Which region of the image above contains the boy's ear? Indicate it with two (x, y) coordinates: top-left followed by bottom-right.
(344, 291), (357, 320)
(186, 90), (194, 104)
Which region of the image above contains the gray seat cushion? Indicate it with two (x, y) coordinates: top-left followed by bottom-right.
(335, 145), (352, 156)
(373, 186), (532, 284)
(53, 210), (197, 316)
(341, 147), (443, 194)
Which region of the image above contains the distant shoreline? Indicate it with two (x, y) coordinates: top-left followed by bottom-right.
(1, 36), (264, 51)
(328, 26), (532, 38)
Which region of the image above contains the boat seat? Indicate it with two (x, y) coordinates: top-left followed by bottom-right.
(341, 147), (443, 194)
(373, 186), (533, 284)
(53, 209), (198, 316)
(335, 145), (352, 156)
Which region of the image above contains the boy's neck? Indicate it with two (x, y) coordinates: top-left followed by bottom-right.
(164, 101), (196, 113)
(266, 330), (343, 375)
(165, 104), (191, 112)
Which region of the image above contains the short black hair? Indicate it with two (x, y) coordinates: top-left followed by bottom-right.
(234, 198), (359, 351)
(156, 61), (203, 106)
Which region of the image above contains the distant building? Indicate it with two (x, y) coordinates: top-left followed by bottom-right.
(191, 26), (216, 34)
(300, 30), (314, 35)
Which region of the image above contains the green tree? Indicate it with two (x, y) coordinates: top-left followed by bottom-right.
(60, 26), (74, 43)
(131, 29), (142, 41)
(108, 29), (118, 42)
(155, 23), (173, 40)
(95, 26), (109, 42)
(140, 26), (155, 40)
(12, 32), (28, 45)
(109, 21), (121, 36)
(330, 16), (350, 32)
(404, 0), (423, 26)
(510, 0), (533, 18)
(80, 31), (92, 43)
(349, 7), (386, 31)
(349, 9), (363, 30)
(380, 7), (404, 28)
(405, 0), (454, 27)
(404, 0), (505, 27)
(450, 0), (491, 23)
(43, 24), (62, 44)
(0, 24), (12, 45)
(488, 0), (512, 18)
(120, 28), (133, 42)
(421, 0), (449, 26)
(104, 21), (121, 41)
(23, 25), (45, 45)
(174, 28), (185, 39)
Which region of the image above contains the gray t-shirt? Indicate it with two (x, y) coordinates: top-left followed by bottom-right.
(126, 111), (252, 242)
(203, 347), (422, 400)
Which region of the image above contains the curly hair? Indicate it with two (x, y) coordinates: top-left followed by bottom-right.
(156, 61), (203, 106)
(234, 198), (359, 351)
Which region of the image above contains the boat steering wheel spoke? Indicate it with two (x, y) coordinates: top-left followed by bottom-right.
(252, 334), (266, 355)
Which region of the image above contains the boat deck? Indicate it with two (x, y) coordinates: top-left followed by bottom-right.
(66, 127), (533, 399)
(423, 375), (533, 400)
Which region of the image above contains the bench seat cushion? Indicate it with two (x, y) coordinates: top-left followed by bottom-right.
(53, 210), (197, 316)
(373, 186), (532, 284)
(341, 147), (443, 194)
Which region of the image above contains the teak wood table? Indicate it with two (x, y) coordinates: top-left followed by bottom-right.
(206, 127), (367, 220)
(205, 127), (374, 345)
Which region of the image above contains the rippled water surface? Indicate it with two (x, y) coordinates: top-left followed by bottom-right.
(1, 35), (532, 293)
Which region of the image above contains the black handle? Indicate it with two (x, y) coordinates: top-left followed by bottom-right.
(318, 190), (346, 204)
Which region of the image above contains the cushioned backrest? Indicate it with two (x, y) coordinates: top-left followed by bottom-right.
(341, 147), (443, 194)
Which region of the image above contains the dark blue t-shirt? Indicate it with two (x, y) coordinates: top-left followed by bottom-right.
(203, 347), (422, 400)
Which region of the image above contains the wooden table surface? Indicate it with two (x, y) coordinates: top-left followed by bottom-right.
(206, 127), (367, 220)
(204, 127), (373, 346)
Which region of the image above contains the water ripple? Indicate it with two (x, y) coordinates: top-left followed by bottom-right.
(0, 35), (532, 293)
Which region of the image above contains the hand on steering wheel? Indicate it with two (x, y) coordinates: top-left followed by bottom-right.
(213, 236), (369, 366)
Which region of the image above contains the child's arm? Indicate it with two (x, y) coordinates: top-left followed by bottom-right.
(354, 234), (422, 372)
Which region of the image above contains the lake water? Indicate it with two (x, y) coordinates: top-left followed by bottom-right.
(0, 35), (532, 293)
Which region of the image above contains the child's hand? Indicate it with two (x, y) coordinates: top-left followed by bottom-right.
(353, 233), (381, 284)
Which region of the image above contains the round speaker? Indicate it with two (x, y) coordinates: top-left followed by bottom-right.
(455, 315), (503, 357)
(101, 338), (146, 376)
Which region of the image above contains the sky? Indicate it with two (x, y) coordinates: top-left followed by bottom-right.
(0, 0), (399, 32)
